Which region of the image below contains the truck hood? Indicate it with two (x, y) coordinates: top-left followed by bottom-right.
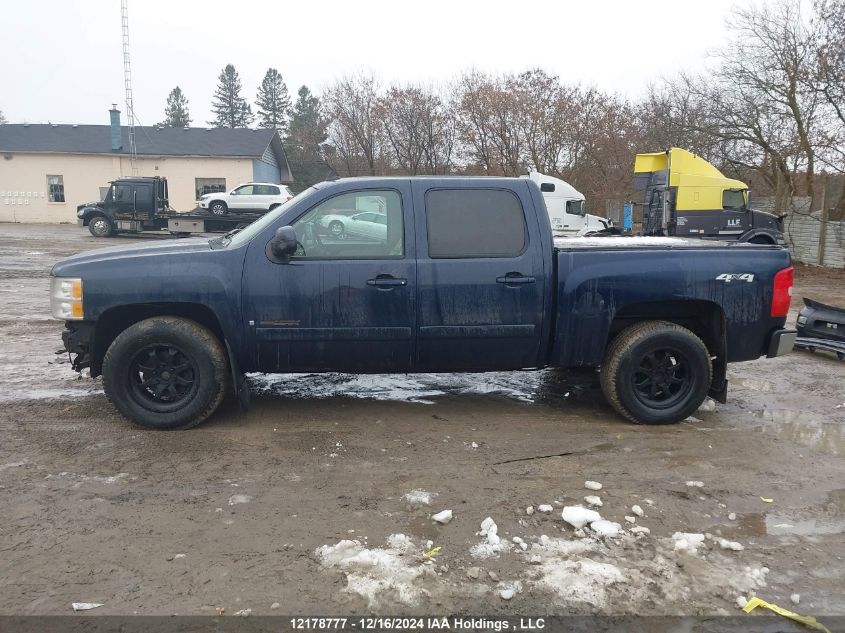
(51, 238), (213, 277)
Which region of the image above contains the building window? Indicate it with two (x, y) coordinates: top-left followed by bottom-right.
(47, 175), (65, 203)
(196, 178), (226, 200)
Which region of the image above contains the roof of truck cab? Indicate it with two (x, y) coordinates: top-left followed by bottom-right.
(320, 176), (534, 186)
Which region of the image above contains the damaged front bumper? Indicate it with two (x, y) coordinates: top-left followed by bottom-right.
(61, 321), (94, 371)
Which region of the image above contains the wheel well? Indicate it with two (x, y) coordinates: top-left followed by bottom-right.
(748, 235), (774, 244)
(269, 203), (280, 210)
(90, 303), (225, 377)
(608, 300), (727, 399)
(82, 211), (106, 227)
(210, 199), (226, 207)
(609, 300), (725, 355)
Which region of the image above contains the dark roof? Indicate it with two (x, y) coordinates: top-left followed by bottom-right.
(0, 124), (276, 158)
(0, 123), (293, 183)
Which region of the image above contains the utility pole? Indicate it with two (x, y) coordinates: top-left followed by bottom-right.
(121, 0), (138, 176)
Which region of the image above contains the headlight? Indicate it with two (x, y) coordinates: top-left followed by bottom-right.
(50, 277), (84, 320)
(77, 209), (85, 217)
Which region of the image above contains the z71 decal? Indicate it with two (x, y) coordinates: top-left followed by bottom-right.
(716, 273), (755, 283)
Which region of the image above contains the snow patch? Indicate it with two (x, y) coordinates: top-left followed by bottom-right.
(590, 520), (622, 537)
(403, 489), (434, 506)
(315, 534), (434, 607)
(431, 510), (452, 524)
(561, 506), (601, 529)
(672, 532), (706, 555)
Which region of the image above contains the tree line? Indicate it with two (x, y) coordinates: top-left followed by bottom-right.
(156, 0), (844, 216)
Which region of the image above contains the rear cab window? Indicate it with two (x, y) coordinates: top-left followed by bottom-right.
(425, 189), (528, 258)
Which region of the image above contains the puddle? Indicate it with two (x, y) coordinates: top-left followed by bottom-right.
(247, 370), (597, 406)
(731, 376), (776, 392)
(755, 409), (845, 456)
(713, 489), (845, 539)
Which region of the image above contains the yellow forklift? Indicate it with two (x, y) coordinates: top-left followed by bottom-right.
(633, 147), (784, 244)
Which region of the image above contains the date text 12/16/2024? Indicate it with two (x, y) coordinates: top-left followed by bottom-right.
(289, 617), (546, 630)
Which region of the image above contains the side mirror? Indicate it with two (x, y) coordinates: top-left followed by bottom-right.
(267, 226), (298, 263)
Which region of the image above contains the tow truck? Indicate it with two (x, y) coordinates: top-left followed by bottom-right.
(633, 148), (784, 244)
(76, 176), (273, 237)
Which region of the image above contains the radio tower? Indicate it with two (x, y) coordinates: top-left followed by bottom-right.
(121, 0), (138, 176)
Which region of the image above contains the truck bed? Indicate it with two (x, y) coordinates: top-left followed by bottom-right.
(553, 236), (758, 249)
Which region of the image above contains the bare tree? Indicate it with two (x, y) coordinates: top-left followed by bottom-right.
(379, 85), (454, 175)
(718, 0), (822, 204)
(324, 74), (384, 176)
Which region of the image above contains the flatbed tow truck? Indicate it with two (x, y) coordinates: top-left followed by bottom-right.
(76, 176), (270, 237)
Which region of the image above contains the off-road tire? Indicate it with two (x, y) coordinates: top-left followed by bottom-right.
(88, 215), (114, 237)
(209, 201), (228, 216)
(102, 317), (228, 430)
(600, 320), (711, 425)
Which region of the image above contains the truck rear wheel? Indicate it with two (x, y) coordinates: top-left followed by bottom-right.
(600, 321), (711, 425)
(102, 317), (229, 430)
(88, 215), (114, 237)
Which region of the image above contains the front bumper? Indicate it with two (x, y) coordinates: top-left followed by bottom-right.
(62, 321), (94, 371)
(767, 328), (797, 358)
(77, 218), (85, 227)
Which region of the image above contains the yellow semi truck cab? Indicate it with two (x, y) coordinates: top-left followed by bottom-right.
(633, 148), (783, 244)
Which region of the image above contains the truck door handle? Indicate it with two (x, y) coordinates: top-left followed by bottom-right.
(367, 276), (407, 288)
(496, 273), (535, 285)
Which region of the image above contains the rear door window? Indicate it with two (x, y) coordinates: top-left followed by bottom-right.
(425, 189), (527, 258)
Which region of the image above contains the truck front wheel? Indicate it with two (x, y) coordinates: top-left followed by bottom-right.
(209, 201), (228, 215)
(88, 215), (114, 237)
(102, 317), (229, 430)
(600, 321), (711, 425)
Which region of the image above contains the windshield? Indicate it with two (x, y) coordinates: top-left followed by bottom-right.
(217, 186), (320, 249)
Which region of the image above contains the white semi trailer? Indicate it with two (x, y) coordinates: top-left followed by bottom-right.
(526, 172), (612, 237)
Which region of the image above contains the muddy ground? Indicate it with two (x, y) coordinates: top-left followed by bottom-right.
(0, 223), (843, 617)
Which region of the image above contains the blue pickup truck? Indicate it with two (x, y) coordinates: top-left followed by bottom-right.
(51, 177), (797, 430)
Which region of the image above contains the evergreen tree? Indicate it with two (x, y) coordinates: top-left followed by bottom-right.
(285, 86), (333, 190)
(287, 86), (328, 155)
(209, 64), (253, 128)
(255, 68), (291, 132)
(0, 110), (7, 124)
(159, 87), (191, 127)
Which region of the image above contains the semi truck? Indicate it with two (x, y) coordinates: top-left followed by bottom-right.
(526, 172), (612, 237)
(53, 176), (796, 430)
(76, 176), (271, 237)
(633, 148), (784, 244)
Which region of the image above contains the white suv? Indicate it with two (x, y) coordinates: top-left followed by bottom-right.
(198, 182), (294, 215)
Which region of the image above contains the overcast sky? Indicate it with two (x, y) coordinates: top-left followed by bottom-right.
(2, 0), (751, 126)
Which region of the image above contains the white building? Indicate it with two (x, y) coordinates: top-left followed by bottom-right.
(0, 108), (293, 223)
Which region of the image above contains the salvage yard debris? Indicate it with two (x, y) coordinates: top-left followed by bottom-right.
(742, 596), (832, 633)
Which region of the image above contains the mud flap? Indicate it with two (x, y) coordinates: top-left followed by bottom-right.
(708, 335), (728, 404)
(224, 340), (251, 411)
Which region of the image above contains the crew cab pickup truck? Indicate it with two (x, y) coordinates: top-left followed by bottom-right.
(51, 177), (797, 430)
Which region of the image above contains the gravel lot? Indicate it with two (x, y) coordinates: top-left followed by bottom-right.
(1, 223), (844, 617)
